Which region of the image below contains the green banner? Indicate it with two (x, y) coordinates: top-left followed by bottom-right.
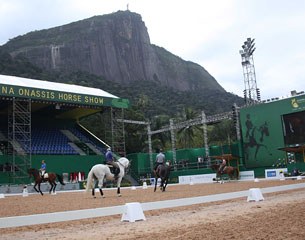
(239, 95), (305, 168)
(0, 84), (130, 108)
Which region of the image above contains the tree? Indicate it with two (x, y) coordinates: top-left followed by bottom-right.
(176, 107), (200, 149)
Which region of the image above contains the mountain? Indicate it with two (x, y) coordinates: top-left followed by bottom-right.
(0, 10), (243, 117)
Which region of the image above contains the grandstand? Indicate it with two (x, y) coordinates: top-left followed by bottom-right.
(0, 74), (129, 184)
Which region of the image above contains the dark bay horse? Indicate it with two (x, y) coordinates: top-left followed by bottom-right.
(28, 168), (65, 195)
(154, 162), (171, 192)
(210, 164), (239, 181)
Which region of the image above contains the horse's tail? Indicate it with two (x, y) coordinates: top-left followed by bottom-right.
(86, 168), (94, 192)
(56, 174), (65, 185)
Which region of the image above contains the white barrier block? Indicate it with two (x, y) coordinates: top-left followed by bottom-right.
(254, 178), (259, 182)
(297, 176), (302, 180)
(142, 182), (147, 189)
(22, 187), (29, 197)
(247, 188), (264, 202)
(0, 193), (4, 199)
(121, 202), (146, 222)
(131, 186), (136, 190)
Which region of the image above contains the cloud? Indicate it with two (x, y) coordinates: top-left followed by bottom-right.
(1, 0), (305, 99)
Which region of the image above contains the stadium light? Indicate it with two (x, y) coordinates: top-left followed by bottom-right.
(240, 37), (255, 58)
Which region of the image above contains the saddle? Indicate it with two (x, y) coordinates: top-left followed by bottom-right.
(105, 163), (120, 175)
(219, 166), (226, 174)
(41, 173), (48, 179)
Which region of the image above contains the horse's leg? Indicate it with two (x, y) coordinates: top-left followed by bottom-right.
(99, 188), (104, 197)
(97, 178), (105, 198)
(33, 183), (39, 193)
(215, 172), (220, 182)
(49, 181), (53, 194)
(160, 178), (164, 191)
(154, 177), (158, 192)
(162, 178), (168, 192)
(116, 177), (122, 197)
(53, 181), (57, 193)
(38, 182), (43, 196)
(163, 178), (168, 191)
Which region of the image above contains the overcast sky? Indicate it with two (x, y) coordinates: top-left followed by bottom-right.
(1, 0), (305, 100)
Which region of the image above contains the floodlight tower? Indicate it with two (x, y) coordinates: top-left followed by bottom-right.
(239, 37), (260, 105)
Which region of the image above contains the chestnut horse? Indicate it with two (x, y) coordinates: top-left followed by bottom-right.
(28, 168), (65, 195)
(210, 163), (239, 180)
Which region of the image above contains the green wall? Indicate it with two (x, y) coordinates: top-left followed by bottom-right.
(240, 94), (305, 168)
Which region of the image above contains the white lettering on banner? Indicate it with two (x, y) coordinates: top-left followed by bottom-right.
(239, 171), (255, 180)
(179, 174), (216, 184)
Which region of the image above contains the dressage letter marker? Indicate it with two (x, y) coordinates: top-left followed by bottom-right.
(121, 202), (146, 222)
(247, 188), (264, 202)
(22, 187), (29, 197)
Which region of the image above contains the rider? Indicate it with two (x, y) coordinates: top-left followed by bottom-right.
(40, 160), (47, 180)
(154, 148), (165, 175)
(219, 158), (226, 174)
(105, 147), (119, 179)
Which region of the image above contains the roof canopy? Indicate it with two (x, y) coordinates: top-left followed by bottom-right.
(278, 145), (305, 153)
(0, 74), (129, 109)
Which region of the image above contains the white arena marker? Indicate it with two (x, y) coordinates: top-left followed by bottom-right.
(142, 182), (148, 189)
(121, 202), (146, 222)
(0, 194), (4, 199)
(254, 178), (259, 183)
(22, 187), (29, 197)
(131, 186), (136, 190)
(297, 176), (302, 180)
(247, 188), (264, 202)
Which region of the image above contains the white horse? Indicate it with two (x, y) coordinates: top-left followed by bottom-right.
(86, 157), (130, 198)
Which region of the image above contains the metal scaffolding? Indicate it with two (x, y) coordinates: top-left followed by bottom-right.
(116, 110), (236, 171)
(240, 37), (260, 105)
(7, 98), (31, 184)
(110, 108), (126, 157)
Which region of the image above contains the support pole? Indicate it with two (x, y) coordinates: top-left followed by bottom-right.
(201, 111), (209, 165)
(147, 124), (153, 170)
(169, 119), (176, 168)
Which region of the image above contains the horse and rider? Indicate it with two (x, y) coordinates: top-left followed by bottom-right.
(210, 159), (239, 180)
(28, 160), (65, 196)
(86, 157), (130, 198)
(153, 149), (171, 192)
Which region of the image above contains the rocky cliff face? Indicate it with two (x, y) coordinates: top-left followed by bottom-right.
(3, 10), (225, 93)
